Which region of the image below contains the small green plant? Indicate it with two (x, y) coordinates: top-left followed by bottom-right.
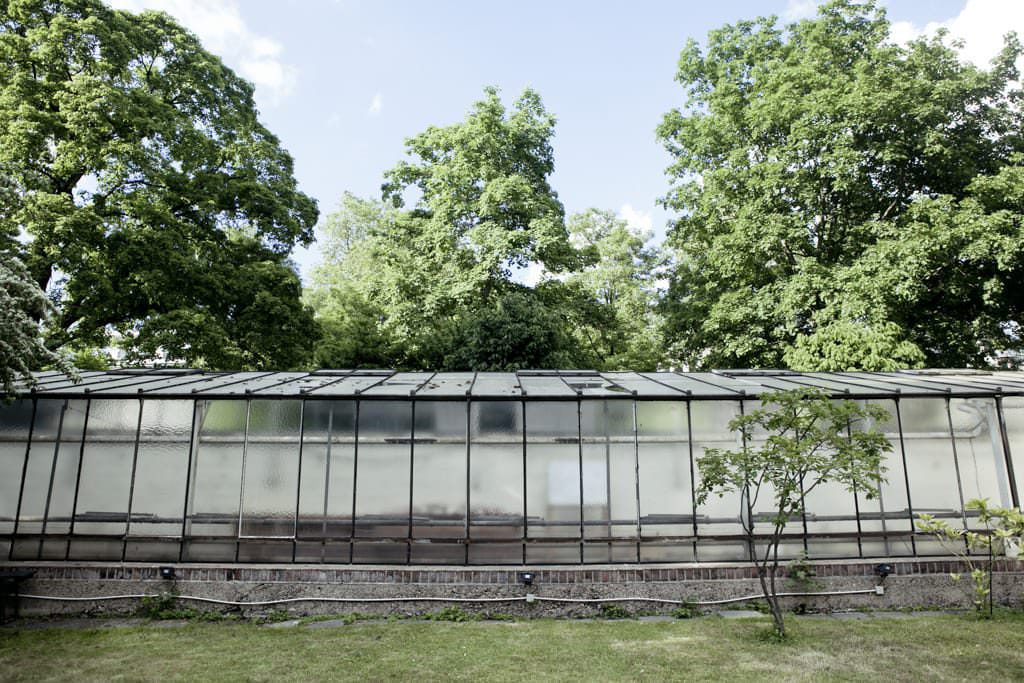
(672, 601), (700, 619)
(598, 603), (630, 619)
(138, 592), (179, 619)
(424, 606), (476, 622)
(786, 553), (821, 591)
(917, 498), (1024, 617)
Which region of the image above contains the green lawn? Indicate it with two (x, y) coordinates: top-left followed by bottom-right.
(2, 614), (1023, 682)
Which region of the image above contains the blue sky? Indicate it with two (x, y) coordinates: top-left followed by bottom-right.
(108, 0), (1015, 279)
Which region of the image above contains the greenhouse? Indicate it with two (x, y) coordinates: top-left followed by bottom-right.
(1, 368), (1023, 566)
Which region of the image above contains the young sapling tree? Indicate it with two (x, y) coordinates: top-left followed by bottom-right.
(696, 388), (891, 638)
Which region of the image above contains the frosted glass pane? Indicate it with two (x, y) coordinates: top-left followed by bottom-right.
(526, 402), (580, 539)
(692, 401), (743, 537)
(0, 443), (26, 533)
(240, 401), (301, 537)
(901, 399), (963, 530)
(296, 401), (355, 541)
(581, 401), (636, 540)
(42, 443), (80, 535)
(854, 399), (913, 556)
(0, 399), (33, 439)
(469, 402), (523, 539)
(637, 401), (691, 537)
(412, 402), (466, 539)
(75, 400), (141, 536)
(950, 399), (1012, 520)
(129, 401), (193, 537)
(355, 401), (410, 538)
(187, 401), (246, 537)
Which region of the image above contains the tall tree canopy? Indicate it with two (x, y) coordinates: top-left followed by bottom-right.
(658, 0), (1024, 370)
(311, 89), (590, 371)
(0, 0), (318, 369)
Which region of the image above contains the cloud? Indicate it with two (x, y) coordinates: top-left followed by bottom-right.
(106, 0), (297, 106)
(618, 204), (654, 237)
(368, 93), (383, 116)
(783, 0), (820, 21)
(886, 0), (1024, 68)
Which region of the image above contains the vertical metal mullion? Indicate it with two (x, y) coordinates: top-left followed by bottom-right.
(603, 400), (612, 561)
(894, 398), (917, 556)
(121, 399), (146, 562)
(65, 401), (90, 561)
(845, 419), (864, 559)
(994, 396), (1020, 509)
(321, 406), (334, 564)
(179, 401), (200, 562)
(407, 401), (415, 565)
(292, 401), (306, 564)
(577, 398), (584, 564)
(349, 400), (360, 564)
(686, 400), (698, 563)
(521, 400), (527, 565)
(945, 398), (969, 554)
(10, 398), (38, 560)
(38, 400), (68, 559)
(798, 471), (809, 556)
(464, 398), (471, 565)
(632, 398), (641, 564)
(235, 400), (252, 563)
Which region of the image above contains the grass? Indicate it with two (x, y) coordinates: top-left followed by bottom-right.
(2, 613), (1024, 681)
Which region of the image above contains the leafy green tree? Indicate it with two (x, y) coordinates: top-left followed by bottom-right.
(1, 256), (74, 398)
(312, 88), (585, 370)
(658, 0), (1024, 370)
(697, 389), (890, 638)
(565, 209), (663, 370)
(0, 0), (318, 368)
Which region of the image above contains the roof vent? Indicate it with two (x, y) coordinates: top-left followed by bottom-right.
(897, 369), (992, 376)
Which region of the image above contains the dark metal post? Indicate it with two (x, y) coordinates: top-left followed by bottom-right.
(38, 400), (68, 559)
(349, 400), (360, 564)
(944, 398), (969, 553)
(577, 398), (585, 564)
(321, 405), (334, 563)
(121, 399), (146, 562)
(65, 400), (91, 561)
(994, 396), (1020, 509)
(235, 400), (252, 563)
(632, 398), (641, 564)
(464, 398), (471, 565)
(178, 401), (200, 562)
(292, 400), (306, 563)
(686, 400), (698, 562)
(407, 401), (415, 565)
(521, 400), (528, 565)
(894, 398), (917, 555)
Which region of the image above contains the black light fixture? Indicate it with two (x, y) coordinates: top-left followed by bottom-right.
(159, 566), (176, 580)
(519, 572), (534, 587)
(873, 563), (893, 580)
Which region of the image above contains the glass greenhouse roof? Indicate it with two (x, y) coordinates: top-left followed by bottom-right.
(16, 369), (1024, 400)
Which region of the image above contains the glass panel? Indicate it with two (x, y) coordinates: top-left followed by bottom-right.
(0, 400), (33, 534)
(412, 402), (467, 539)
(296, 401), (356, 546)
(525, 402), (580, 540)
(187, 400), (246, 538)
(692, 401), (743, 546)
(901, 399), (963, 529)
(801, 400), (862, 560)
(354, 401), (411, 538)
(637, 401), (691, 538)
(469, 401), (523, 541)
(581, 400), (636, 563)
(855, 399), (913, 556)
(128, 400), (193, 537)
(68, 399), (136, 538)
(239, 400), (301, 537)
(950, 399), (1012, 523)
